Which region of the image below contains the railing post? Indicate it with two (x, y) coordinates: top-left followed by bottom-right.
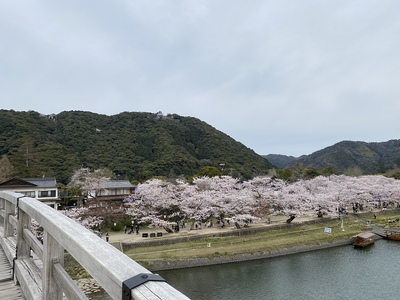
(0, 197), (4, 226)
(4, 200), (15, 237)
(43, 231), (64, 300)
(16, 208), (31, 259)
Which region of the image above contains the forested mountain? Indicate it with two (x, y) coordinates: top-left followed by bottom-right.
(263, 154), (298, 168)
(0, 110), (274, 184)
(266, 140), (400, 175)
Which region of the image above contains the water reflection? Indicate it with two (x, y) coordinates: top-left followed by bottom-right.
(159, 240), (400, 300)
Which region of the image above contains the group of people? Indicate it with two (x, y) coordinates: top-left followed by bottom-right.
(97, 230), (110, 242)
(124, 224), (140, 235)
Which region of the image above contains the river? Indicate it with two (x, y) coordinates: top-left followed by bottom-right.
(158, 239), (400, 300)
(89, 239), (400, 299)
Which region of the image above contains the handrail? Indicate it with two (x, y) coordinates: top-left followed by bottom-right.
(0, 191), (190, 300)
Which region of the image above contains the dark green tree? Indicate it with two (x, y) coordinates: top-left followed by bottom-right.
(199, 166), (222, 177)
(277, 168), (293, 181)
(303, 166), (320, 179)
(0, 155), (14, 182)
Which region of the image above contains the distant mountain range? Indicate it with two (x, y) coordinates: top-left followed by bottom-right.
(1, 109), (399, 184)
(265, 139), (400, 175)
(0, 110), (273, 184)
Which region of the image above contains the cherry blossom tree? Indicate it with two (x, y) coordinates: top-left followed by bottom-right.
(59, 207), (104, 229)
(126, 178), (187, 228)
(30, 207), (104, 241)
(125, 174), (400, 230)
(68, 167), (110, 199)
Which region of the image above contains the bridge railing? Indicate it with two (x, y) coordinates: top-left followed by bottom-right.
(0, 191), (190, 300)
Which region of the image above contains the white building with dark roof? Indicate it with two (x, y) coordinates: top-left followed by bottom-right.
(0, 177), (60, 209)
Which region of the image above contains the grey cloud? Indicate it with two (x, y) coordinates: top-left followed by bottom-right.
(1, 1), (399, 156)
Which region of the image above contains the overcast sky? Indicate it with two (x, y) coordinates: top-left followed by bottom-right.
(1, 1), (399, 157)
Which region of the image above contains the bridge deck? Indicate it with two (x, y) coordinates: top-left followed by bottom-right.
(0, 245), (25, 300)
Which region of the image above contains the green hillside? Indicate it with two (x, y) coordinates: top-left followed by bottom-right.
(0, 110), (274, 184)
(266, 140), (400, 176)
(296, 140), (400, 174)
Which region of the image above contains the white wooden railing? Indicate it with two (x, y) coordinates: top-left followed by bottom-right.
(0, 191), (190, 300)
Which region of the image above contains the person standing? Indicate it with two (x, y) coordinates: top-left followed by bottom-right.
(106, 232), (109, 242)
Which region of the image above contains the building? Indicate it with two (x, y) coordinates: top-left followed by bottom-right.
(97, 180), (136, 201)
(0, 177), (60, 209)
(85, 180), (136, 208)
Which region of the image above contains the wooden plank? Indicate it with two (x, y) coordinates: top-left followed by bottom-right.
(53, 262), (88, 300)
(0, 243), (12, 282)
(42, 232), (64, 299)
(0, 242), (25, 299)
(14, 259), (42, 300)
(23, 228), (43, 261)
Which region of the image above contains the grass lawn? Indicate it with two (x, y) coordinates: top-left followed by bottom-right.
(355, 210), (400, 228)
(125, 218), (366, 262)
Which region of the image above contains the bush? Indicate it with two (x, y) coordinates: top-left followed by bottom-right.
(109, 222), (123, 232)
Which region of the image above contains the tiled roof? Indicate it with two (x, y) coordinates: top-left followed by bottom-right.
(0, 177), (58, 189)
(0, 178), (36, 188)
(22, 177), (58, 188)
(102, 180), (136, 189)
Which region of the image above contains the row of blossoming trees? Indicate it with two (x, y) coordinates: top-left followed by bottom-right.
(123, 175), (400, 228)
(62, 173), (400, 231)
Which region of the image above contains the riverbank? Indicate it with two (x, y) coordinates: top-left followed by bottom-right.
(121, 215), (371, 271)
(145, 237), (353, 271)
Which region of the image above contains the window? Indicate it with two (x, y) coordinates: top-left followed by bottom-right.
(39, 191), (48, 198)
(20, 191), (35, 198)
(38, 190), (57, 198)
(117, 189), (129, 195)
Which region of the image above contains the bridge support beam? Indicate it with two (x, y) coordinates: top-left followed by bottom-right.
(4, 200), (14, 238)
(43, 232), (64, 300)
(17, 209), (31, 259)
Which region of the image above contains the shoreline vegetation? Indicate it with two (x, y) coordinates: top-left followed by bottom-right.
(124, 209), (400, 271)
(127, 216), (363, 271)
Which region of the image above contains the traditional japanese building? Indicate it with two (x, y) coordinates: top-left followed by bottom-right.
(0, 177), (60, 209)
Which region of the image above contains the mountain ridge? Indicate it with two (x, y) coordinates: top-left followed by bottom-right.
(265, 139), (400, 174)
(0, 109), (274, 183)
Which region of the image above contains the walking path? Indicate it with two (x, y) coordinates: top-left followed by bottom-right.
(103, 215), (329, 245)
(0, 245), (25, 300)
(102, 210), (399, 246)
(346, 213), (387, 237)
